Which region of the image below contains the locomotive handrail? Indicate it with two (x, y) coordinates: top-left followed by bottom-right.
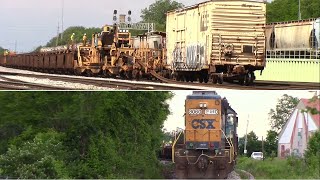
(172, 130), (183, 163)
(221, 129), (234, 163)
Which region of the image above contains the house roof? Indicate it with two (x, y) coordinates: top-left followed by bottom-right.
(301, 98), (320, 128)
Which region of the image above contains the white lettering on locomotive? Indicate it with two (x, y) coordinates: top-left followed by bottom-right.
(188, 109), (202, 115)
(205, 109), (218, 115)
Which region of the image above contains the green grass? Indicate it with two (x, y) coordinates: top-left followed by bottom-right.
(236, 156), (320, 179)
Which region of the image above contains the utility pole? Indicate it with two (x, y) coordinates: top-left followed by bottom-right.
(262, 136), (265, 161)
(56, 22), (60, 46)
(244, 115), (249, 155)
(14, 40), (17, 53)
(298, 0), (301, 20)
(61, 0), (64, 40)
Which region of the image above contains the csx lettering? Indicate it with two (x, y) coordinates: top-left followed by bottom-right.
(191, 119), (216, 129)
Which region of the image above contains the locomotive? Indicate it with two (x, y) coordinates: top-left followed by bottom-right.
(172, 91), (238, 178)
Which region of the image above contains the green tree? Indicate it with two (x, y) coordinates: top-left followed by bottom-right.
(304, 130), (320, 178)
(0, 130), (68, 179)
(141, 0), (184, 31)
(269, 94), (299, 133)
(266, 0), (320, 23)
(0, 46), (9, 55)
(0, 91), (173, 178)
(238, 131), (262, 157)
(264, 130), (278, 157)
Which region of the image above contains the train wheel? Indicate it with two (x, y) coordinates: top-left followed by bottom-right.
(126, 71), (133, 80)
(244, 72), (254, 86)
(132, 69), (140, 80)
(199, 76), (204, 83)
(185, 75), (190, 82)
(217, 74), (223, 84)
(204, 76), (209, 83)
(85, 70), (93, 77)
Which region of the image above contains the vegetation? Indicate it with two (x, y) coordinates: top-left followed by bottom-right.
(264, 130), (278, 157)
(236, 154), (319, 179)
(0, 46), (8, 55)
(0, 92), (173, 178)
(238, 131), (262, 157)
(140, 0), (184, 32)
(268, 94), (299, 133)
(267, 0), (320, 23)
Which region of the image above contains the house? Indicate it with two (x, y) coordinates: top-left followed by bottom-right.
(278, 97), (320, 158)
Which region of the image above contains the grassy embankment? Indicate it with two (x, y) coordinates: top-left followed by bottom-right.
(235, 156), (320, 179)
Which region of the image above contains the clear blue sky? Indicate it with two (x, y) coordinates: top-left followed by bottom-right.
(0, 0), (269, 52)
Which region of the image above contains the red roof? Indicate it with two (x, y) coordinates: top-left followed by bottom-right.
(301, 97), (320, 128)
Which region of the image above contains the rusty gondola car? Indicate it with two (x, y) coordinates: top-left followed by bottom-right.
(172, 91), (238, 179)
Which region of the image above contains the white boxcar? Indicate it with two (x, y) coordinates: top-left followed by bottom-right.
(166, 0), (266, 84)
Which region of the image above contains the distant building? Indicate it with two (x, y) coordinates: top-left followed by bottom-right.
(278, 97), (320, 158)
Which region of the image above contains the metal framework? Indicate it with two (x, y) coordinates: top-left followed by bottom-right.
(117, 22), (155, 32)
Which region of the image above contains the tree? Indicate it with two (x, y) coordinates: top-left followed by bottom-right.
(0, 91), (173, 178)
(141, 0), (184, 31)
(0, 46), (8, 55)
(238, 131), (261, 157)
(304, 130), (320, 178)
(269, 94), (299, 133)
(264, 130), (278, 157)
(266, 0), (320, 23)
(0, 130), (68, 179)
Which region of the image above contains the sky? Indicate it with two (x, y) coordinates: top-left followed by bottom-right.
(164, 90), (319, 140)
(0, 0), (270, 52)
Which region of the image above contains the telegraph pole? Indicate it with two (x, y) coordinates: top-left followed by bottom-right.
(262, 136), (265, 161)
(244, 115), (249, 155)
(298, 0), (301, 20)
(61, 0), (64, 40)
(56, 22), (60, 46)
(14, 40), (17, 53)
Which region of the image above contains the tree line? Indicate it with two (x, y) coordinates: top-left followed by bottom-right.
(0, 92), (172, 178)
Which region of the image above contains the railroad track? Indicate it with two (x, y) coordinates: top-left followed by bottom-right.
(0, 69), (318, 90)
(0, 71), (204, 90)
(0, 75), (75, 90)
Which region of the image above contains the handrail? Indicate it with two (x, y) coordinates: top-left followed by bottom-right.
(172, 130), (183, 163)
(221, 129), (234, 163)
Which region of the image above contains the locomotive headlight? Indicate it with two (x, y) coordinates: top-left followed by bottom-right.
(199, 103), (207, 108)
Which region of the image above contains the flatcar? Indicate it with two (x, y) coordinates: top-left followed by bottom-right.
(172, 91), (238, 179)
